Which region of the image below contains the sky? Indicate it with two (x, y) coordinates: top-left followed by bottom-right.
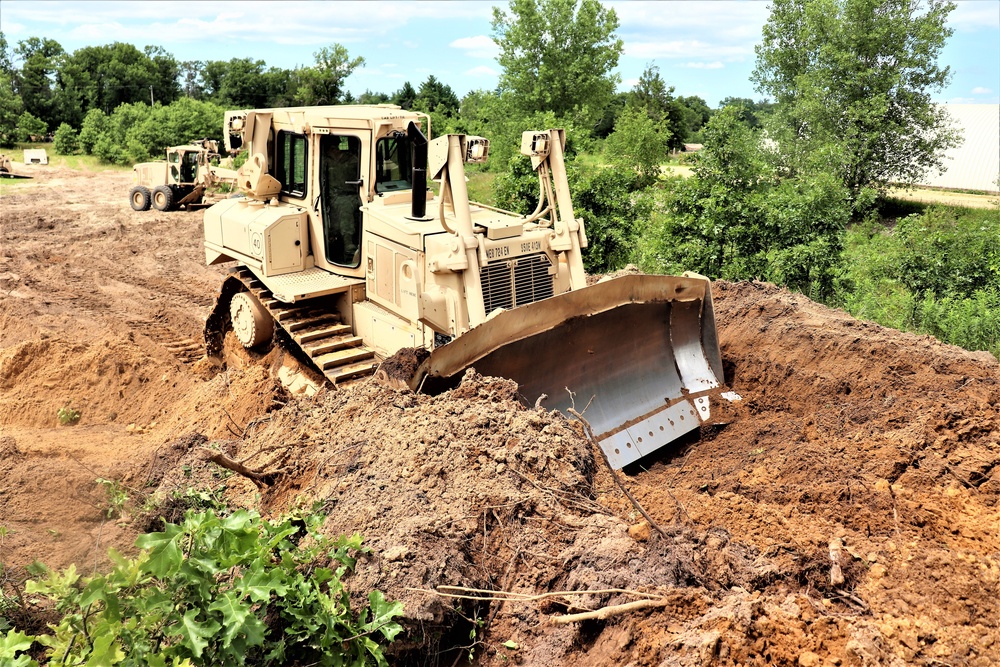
(1, 0), (997, 108)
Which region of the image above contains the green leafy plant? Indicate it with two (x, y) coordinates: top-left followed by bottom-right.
(56, 406), (81, 426)
(96, 478), (130, 519)
(17, 508), (402, 666)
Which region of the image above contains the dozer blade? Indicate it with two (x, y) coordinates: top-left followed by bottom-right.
(412, 274), (724, 469)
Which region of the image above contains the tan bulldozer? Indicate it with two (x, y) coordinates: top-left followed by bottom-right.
(130, 139), (238, 211)
(203, 105), (724, 469)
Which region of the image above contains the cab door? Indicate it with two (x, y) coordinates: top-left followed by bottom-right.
(315, 132), (368, 271)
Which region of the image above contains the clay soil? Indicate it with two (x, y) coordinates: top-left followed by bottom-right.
(1, 164), (998, 667)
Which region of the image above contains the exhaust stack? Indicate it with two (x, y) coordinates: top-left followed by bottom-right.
(408, 121), (428, 219)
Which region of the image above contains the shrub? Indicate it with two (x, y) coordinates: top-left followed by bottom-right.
(16, 508), (403, 666)
(637, 108), (851, 299)
(53, 123), (79, 155)
(603, 105), (670, 187)
(14, 112), (46, 143)
(571, 166), (652, 273)
(78, 109), (108, 155)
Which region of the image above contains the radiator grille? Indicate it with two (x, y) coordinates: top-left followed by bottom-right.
(481, 253), (554, 313)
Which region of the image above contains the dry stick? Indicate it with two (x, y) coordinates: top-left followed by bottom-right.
(568, 409), (668, 539)
(549, 598), (671, 625)
(197, 447), (278, 488)
(417, 585), (664, 603)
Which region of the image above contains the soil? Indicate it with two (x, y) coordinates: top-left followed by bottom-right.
(1, 165), (998, 667)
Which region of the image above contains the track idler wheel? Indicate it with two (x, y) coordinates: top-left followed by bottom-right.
(230, 291), (274, 349)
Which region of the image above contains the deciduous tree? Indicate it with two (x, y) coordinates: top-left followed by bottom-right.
(293, 44), (363, 107)
(491, 0), (623, 124)
(752, 0), (960, 199)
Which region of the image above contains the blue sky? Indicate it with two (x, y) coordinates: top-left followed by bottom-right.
(1, 0), (997, 107)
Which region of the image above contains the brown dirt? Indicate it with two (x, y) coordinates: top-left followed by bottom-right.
(1, 166), (998, 666)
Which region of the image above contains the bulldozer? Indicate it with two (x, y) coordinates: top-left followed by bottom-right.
(203, 105), (724, 469)
(130, 139), (238, 212)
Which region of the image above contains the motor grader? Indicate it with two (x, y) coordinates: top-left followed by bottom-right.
(203, 105), (723, 469)
(130, 139), (238, 212)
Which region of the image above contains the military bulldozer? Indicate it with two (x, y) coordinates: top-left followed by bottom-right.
(130, 139), (238, 212)
(203, 105), (724, 469)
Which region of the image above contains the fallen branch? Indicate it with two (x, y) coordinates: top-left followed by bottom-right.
(197, 447), (280, 487)
(410, 585), (663, 603)
(549, 598), (670, 624)
(568, 409), (668, 539)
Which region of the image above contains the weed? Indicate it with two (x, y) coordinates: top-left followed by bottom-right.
(56, 406), (80, 426)
(95, 478), (129, 519)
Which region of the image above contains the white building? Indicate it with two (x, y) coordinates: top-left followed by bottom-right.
(916, 104), (1000, 193)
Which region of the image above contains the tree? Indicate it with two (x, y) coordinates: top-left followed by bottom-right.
(752, 0), (961, 199)
(217, 57), (269, 107)
(392, 82), (417, 109)
(717, 97), (775, 128)
(14, 37), (64, 129)
(78, 108), (107, 154)
(0, 64), (22, 147)
(492, 0), (623, 124)
(293, 44), (363, 106)
(180, 60), (204, 98)
(53, 122), (78, 154)
(627, 64), (686, 150)
(674, 95), (711, 142)
(604, 105), (670, 186)
(56, 42), (176, 121)
(15, 111), (47, 141)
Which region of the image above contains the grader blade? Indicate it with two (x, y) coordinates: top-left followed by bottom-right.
(413, 274), (724, 469)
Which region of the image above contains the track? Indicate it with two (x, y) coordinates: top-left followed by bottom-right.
(207, 268), (378, 385)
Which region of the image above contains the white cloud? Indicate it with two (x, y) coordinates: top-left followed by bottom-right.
(465, 65), (498, 77)
(949, 1), (1000, 31)
(450, 35), (498, 60)
(683, 61), (724, 70)
(972, 87), (993, 95)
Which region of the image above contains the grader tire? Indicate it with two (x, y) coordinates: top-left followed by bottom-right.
(152, 185), (174, 212)
(230, 291), (274, 349)
(129, 186), (151, 211)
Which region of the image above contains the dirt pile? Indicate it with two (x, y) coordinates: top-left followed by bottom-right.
(2, 166), (998, 666)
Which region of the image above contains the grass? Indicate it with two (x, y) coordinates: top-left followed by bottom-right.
(12, 142), (131, 171)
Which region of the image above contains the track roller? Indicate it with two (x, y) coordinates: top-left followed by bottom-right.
(230, 291), (274, 348)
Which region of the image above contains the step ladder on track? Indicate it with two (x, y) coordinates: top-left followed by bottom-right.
(236, 269), (377, 385)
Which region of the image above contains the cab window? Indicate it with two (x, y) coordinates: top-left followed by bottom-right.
(276, 131), (308, 198)
(374, 135), (413, 193)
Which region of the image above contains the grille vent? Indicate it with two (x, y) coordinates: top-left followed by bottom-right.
(481, 253), (554, 313)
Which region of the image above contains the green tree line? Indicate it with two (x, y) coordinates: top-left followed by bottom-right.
(3, 0), (987, 357)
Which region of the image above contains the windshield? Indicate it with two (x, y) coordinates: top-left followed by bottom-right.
(374, 134), (414, 193)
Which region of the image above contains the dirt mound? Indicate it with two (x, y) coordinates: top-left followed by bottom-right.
(2, 165), (998, 666)
(194, 282), (999, 666)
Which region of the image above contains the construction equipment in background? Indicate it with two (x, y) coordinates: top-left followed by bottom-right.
(0, 155), (32, 179)
(130, 139), (238, 212)
(203, 106), (724, 469)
